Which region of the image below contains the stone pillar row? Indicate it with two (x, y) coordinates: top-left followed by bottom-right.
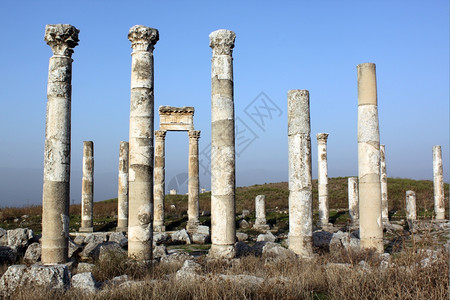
(116, 141), (129, 232)
(79, 141), (94, 233)
(153, 130), (166, 232)
(187, 130), (201, 232)
(316, 133), (329, 228)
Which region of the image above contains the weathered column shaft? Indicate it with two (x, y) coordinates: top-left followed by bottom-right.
(117, 141), (129, 232)
(288, 89), (313, 258)
(255, 195), (267, 225)
(209, 29), (236, 259)
(357, 62), (383, 253)
(80, 141), (94, 232)
(380, 144), (389, 222)
(127, 25), (159, 260)
(41, 24), (79, 264)
(317, 133), (329, 227)
(153, 130), (166, 232)
(348, 177), (359, 226)
(433, 145), (445, 220)
(405, 190), (417, 220)
(187, 130), (200, 232)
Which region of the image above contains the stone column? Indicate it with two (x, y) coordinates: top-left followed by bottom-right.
(432, 145), (445, 220)
(153, 130), (166, 232)
(209, 29), (236, 259)
(187, 130), (201, 232)
(405, 190), (417, 221)
(117, 141), (129, 232)
(288, 90), (313, 258)
(348, 177), (359, 226)
(79, 141), (94, 232)
(127, 25), (159, 260)
(316, 133), (329, 228)
(41, 24), (79, 264)
(380, 144), (389, 223)
(357, 62), (383, 253)
(253, 195), (270, 231)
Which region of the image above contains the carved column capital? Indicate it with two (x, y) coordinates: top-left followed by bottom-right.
(209, 29), (235, 56)
(316, 133), (329, 142)
(128, 25), (159, 52)
(44, 24), (79, 57)
(155, 130), (167, 140)
(188, 130), (201, 141)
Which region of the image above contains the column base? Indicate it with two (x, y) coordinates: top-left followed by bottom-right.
(186, 221), (200, 233)
(79, 227), (93, 233)
(252, 224), (270, 231)
(154, 225), (166, 232)
(116, 227), (128, 233)
(208, 244), (235, 259)
(288, 234), (313, 258)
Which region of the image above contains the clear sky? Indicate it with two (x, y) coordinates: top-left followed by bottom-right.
(0, 1), (448, 207)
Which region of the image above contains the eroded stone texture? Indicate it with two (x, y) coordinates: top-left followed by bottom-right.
(209, 29), (236, 259)
(80, 141), (94, 232)
(405, 190), (417, 221)
(348, 177), (359, 226)
(357, 63), (383, 253)
(380, 144), (389, 223)
(187, 130), (201, 232)
(316, 133), (329, 228)
(153, 130), (166, 232)
(287, 90), (313, 258)
(117, 141), (129, 232)
(253, 195), (270, 231)
(432, 145), (445, 220)
(127, 25), (159, 260)
(42, 24), (79, 264)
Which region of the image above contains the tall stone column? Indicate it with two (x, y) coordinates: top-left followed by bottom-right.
(288, 90), (313, 258)
(153, 130), (166, 232)
(348, 177), (359, 226)
(187, 130), (201, 232)
(41, 24), (79, 264)
(405, 190), (417, 221)
(117, 141), (129, 232)
(357, 62), (383, 253)
(253, 195), (270, 231)
(316, 133), (329, 228)
(209, 29), (236, 259)
(432, 145), (445, 220)
(380, 144), (389, 223)
(79, 141), (94, 232)
(127, 25), (159, 260)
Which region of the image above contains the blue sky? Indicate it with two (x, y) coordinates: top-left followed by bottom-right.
(0, 1), (448, 207)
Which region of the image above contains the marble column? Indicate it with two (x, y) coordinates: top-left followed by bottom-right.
(116, 141), (129, 232)
(187, 130), (201, 232)
(380, 144), (389, 223)
(253, 195), (270, 231)
(127, 25), (159, 260)
(79, 141), (94, 232)
(432, 145), (445, 220)
(348, 177), (359, 226)
(41, 24), (79, 264)
(209, 29), (236, 259)
(405, 190), (417, 221)
(316, 133), (329, 228)
(288, 90), (313, 258)
(153, 130), (166, 232)
(357, 62), (383, 253)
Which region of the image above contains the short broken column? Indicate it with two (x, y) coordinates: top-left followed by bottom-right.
(316, 133), (329, 228)
(348, 177), (359, 226)
(288, 89), (313, 258)
(405, 190), (417, 221)
(79, 141), (94, 233)
(209, 29), (237, 259)
(187, 130), (201, 232)
(116, 141), (129, 232)
(253, 195), (270, 231)
(127, 25), (159, 260)
(380, 144), (389, 223)
(153, 130), (167, 232)
(432, 145), (445, 220)
(357, 62), (383, 253)
(41, 24), (79, 264)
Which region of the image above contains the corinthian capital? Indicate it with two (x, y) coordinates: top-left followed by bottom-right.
(209, 29), (235, 56)
(44, 24), (79, 57)
(155, 130), (167, 140)
(128, 25), (159, 52)
(188, 130), (201, 140)
(316, 133), (329, 142)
